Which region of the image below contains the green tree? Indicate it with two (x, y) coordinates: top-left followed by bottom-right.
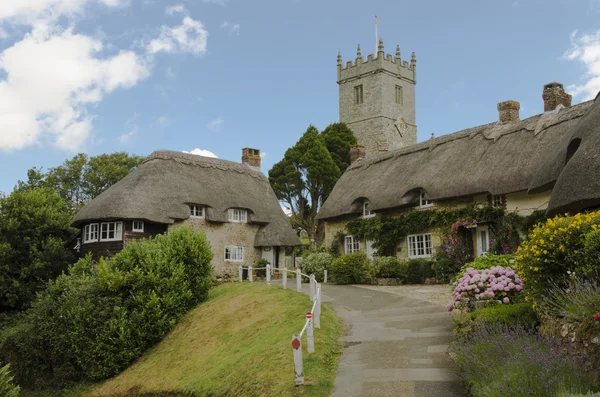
(18, 152), (144, 210)
(0, 188), (76, 312)
(269, 123), (356, 246)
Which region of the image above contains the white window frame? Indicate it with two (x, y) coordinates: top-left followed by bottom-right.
(132, 220), (144, 233)
(344, 235), (360, 254)
(419, 191), (433, 208)
(228, 208), (247, 223)
(83, 223), (99, 244)
(224, 245), (244, 262)
(407, 233), (433, 258)
(99, 221), (123, 242)
(491, 194), (504, 209)
(478, 229), (489, 257)
(189, 205), (205, 218)
(363, 200), (375, 218)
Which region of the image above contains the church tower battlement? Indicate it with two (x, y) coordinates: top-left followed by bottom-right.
(337, 39), (417, 156)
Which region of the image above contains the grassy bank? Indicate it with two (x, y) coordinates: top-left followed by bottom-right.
(72, 282), (342, 397)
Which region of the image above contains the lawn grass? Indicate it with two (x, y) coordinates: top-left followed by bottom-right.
(72, 282), (342, 397)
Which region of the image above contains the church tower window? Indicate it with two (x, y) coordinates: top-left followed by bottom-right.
(395, 85), (403, 105)
(354, 85), (364, 105)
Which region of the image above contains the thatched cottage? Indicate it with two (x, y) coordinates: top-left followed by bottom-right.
(319, 43), (600, 260)
(72, 149), (301, 275)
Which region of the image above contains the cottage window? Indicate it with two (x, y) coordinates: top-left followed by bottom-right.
(132, 220), (144, 233)
(228, 208), (247, 223)
(395, 85), (403, 105)
(189, 205), (204, 218)
(225, 246), (244, 262)
(83, 223), (99, 243)
(491, 195), (504, 209)
(354, 85), (364, 105)
(419, 191), (433, 208)
(100, 221), (123, 242)
(344, 235), (360, 254)
(408, 233), (433, 258)
(363, 200), (375, 218)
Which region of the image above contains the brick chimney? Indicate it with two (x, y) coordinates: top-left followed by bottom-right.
(497, 100), (520, 125)
(242, 148), (261, 170)
(350, 145), (366, 165)
(543, 82), (572, 112)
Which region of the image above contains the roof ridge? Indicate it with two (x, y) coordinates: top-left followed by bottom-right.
(145, 150), (266, 180)
(352, 100), (593, 170)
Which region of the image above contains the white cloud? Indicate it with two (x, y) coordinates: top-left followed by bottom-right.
(260, 151), (267, 159)
(220, 21), (240, 35)
(155, 115), (170, 126)
(281, 204), (292, 217)
(565, 30), (600, 101)
(0, 0), (129, 25)
(165, 4), (187, 15)
(183, 148), (218, 158)
(147, 16), (208, 55)
(206, 116), (223, 131)
(0, 27), (149, 151)
(119, 128), (137, 143)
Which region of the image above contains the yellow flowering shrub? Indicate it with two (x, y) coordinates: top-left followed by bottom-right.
(514, 210), (600, 299)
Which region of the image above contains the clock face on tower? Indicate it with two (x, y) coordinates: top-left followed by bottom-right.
(394, 118), (407, 137)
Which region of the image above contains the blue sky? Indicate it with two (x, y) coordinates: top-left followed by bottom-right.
(1, 0), (600, 193)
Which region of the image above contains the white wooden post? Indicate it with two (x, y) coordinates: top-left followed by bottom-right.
(310, 275), (316, 301)
(324, 270), (328, 283)
(239, 265), (243, 282)
(291, 334), (304, 385)
(282, 268), (287, 289)
(249, 265), (253, 282)
(314, 285), (321, 329)
(266, 264), (271, 285)
(306, 313), (315, 353)
(296, 268), (301, 292)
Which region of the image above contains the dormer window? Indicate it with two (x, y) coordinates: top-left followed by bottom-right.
(190, 205), (205, 218)
(228, 208), (247, 223)
(490, 195), (504, 209)
(419, 191), (433, 208)
(363, 200), (375, 218)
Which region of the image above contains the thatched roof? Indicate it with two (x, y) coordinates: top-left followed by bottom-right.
(317, 101), (593, 220)
(72, 150), (301, 247)
(547, 94), (600, 215)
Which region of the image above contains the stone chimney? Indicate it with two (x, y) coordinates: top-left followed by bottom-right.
(543, 82), (572, 112)
(497, 100), (520, 124)
(350, 145), (366, 165)
(242, 148), (261, 170)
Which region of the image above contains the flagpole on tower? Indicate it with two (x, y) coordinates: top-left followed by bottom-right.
(375, 16), (379, 54)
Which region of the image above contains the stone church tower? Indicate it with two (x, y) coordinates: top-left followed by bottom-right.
(337, 39), (417, 156)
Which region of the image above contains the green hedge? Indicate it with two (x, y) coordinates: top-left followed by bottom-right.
(0, 227), (213, 388)
(406, 259), (434, 284)
(454, 303), (538, 338)
(372, 256), (407, 280)
(300, 252), (333, 282)
(330, 252), (371, 284)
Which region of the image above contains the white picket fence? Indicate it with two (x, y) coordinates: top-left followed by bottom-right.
(238, 264), (323, 386)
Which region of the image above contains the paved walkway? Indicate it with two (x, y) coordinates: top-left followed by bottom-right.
(320, 284), (467, 397)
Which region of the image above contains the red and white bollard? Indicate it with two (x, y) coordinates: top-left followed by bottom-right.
(291, 334), (304, 385)
(306, 312), (314, 353)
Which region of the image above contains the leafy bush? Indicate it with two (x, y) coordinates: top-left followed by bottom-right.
(0, 187), (76, 311)
(454, 303), (538, 338)
(372, 256), (407, 280)
(448, 266), (523, 312)
(406, 259), (434, 284)
(452, 324), (597, 397)
(0, 363), (20, 397)
(584, 230), (600, 266)
(0, 227), (213, 387)
(254, 258), (269, 278)
(431, 254), (457, 283)
(330, 252), (371, 284)
(300, 252), (333, 282)
(514, 211), (600, 299)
